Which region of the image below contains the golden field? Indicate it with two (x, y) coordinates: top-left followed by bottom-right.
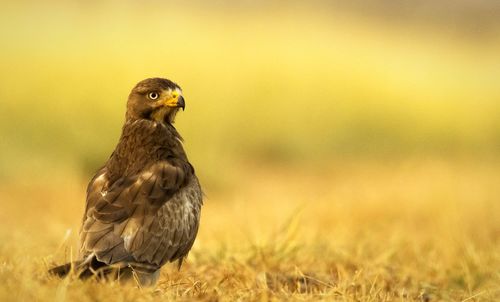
(0, 1), (499, 301)
(1, 160), (499, 301)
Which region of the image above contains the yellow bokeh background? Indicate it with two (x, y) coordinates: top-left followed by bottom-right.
(1, 1), (500, 183)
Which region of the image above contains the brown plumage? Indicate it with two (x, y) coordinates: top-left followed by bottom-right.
(49, 78), (203, 286)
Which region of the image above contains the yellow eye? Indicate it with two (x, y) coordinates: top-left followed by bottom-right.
(148, 92), (159, 100)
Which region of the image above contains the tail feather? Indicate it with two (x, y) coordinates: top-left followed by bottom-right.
(48, 257), (115, 279)
(48, 256), (161, 286)
(48, 262), (80, 277)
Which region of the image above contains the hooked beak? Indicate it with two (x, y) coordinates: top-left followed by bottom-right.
(177, 95), (185, 111)
(164, 94), (185, 111)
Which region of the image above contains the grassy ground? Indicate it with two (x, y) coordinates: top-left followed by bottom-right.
(0, 159), (498, 301)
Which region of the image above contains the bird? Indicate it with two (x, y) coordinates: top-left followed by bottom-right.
(49, 78), (203, 286)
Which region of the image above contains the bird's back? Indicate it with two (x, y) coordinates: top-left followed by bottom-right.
(78, 119), (202, 283)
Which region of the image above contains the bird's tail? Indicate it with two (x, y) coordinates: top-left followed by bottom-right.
(48, 256), (159, 286)
(48, 261), (80, 277)
(48, 256), (119, 279)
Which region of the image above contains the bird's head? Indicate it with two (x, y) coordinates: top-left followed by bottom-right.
(126, 78), (185, 124)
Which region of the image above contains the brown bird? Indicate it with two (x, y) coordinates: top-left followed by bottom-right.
(50, 78), (203, 286)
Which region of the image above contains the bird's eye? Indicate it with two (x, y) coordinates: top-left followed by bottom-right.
(148, 92), (159, 100)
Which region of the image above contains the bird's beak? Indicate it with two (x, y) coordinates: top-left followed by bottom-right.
(177, 95), (185, 111)
(164, 94), (185, 111)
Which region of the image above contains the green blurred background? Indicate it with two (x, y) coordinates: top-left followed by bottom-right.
(1, 0), (500, 185)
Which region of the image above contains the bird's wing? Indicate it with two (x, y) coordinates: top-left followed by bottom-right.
(80, 161), (192, 266)
(134, 179), (202, 266)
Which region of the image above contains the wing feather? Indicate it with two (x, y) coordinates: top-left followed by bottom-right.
(80, 160), (190, 267)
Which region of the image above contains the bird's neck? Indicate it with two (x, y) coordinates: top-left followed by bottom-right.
(105, 119), (187, 181)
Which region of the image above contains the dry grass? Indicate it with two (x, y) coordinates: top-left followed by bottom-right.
(0, 159), (499, 301)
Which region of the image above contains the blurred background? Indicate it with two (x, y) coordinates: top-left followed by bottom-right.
(1, 1), (500, 300)
(1, 0), (500, 185)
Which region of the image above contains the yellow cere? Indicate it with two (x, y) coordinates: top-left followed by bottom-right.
(164, 89), (182, 107)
